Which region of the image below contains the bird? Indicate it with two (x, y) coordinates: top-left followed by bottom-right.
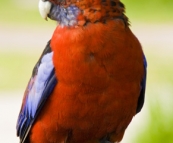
(16, 0), (147, 143)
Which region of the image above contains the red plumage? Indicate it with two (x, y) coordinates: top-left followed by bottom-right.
(17, 0), (147, 143)
(30, 21), (144, 143)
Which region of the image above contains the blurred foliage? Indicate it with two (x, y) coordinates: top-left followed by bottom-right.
(131, 47), (173, 143)
(0, 0), (54, 26)
(0, 0), (38, 24)
(135, 98), (173, 143)
(0, 50), (40, 90)
(122, 0), (173, 23)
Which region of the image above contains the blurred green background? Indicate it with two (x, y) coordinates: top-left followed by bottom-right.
(0, 0), (173, 143)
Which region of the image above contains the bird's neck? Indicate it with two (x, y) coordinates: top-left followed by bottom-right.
(49, 0), (129, 27)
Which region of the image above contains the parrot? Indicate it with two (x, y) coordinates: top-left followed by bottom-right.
(16, 0), (147, 143)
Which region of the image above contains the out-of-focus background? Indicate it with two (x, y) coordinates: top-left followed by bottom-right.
(0, 0), (173, 142)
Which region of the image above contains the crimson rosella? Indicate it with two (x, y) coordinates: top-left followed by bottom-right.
(16, 0), (147, 143)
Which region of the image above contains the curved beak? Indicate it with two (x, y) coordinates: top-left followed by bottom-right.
(38, 0), (52, 20)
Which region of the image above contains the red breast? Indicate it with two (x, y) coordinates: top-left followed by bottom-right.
(29, 19), (144, 143)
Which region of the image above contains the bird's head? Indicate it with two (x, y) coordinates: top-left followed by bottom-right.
(38, 0), (128, 27)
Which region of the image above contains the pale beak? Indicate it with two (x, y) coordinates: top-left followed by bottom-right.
(38, 0), (52, 20)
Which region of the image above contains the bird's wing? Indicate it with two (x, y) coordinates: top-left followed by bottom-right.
(136, 54), (147, 114)
(16, 40), (57, 143)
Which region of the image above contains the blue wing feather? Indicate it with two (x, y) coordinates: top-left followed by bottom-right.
(16, 41), (57, 143)
(136, 54), (147, 113)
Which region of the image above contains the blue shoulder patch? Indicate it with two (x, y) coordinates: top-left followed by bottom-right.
(16, 41), (57, 143)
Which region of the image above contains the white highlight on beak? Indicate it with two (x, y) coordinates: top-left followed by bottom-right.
(38, 0), (52, 20)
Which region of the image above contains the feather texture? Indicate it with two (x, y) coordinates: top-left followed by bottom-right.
(17, 0), (147, 143)
(16, 41), (57, 143)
